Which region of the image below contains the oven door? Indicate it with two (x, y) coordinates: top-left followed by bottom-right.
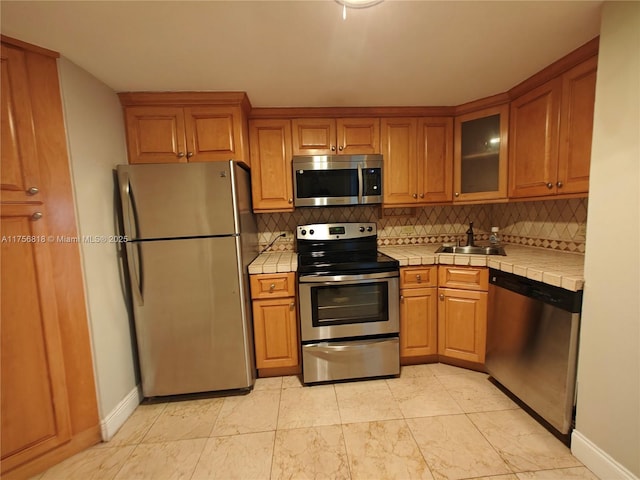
(298, 272), (399, 342)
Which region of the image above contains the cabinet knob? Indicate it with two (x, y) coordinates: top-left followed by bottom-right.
(269, 283), (276, 292)
(412, 193), (418, 199)
(416, 274), (422, 282)
(289, 302), (295, 309)
(419, 193), (424, 199)
(288, 198), (293, 204)
(546, 182), (554, 189)
(339, 145), (344, 151)
(400, 295), (404, 301)
(439, 293), (445, 301)
(331, 145), (336, 152)
(455, 192), (460, 197)
(32, 212), (43, 220)
(557, 181), (563, 188)
(186, 152), (194, 159)
(177, 152), (185, 158)
(27, 186), (39, 195)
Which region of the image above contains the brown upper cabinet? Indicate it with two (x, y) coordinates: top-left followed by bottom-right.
(454, 104), (509, 202)
(382, 117), (453, 206)
(292, 117), (380, 155)
(249, 118), (294, 213)
(119, 92), (251, 165)
(509, 56), (597, 198)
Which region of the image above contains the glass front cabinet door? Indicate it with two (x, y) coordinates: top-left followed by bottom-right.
(453, 104), (509, 202)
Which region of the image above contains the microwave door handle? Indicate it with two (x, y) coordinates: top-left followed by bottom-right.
(357, 163), (363, 204)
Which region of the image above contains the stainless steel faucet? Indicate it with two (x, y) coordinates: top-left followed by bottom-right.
(466, 222), (475, 247)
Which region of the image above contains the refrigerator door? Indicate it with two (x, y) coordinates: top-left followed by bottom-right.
(127, 235), (255, 396)
(117, 162), (240, 240)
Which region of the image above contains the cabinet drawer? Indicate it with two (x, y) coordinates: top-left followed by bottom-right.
(400, 266), (437, 288)
(250, 273), (296, 299)
(438, 266), (488, 291)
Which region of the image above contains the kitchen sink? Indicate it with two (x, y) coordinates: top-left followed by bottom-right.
(435, 245), (506, 256)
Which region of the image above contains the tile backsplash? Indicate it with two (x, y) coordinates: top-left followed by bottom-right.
(257, 198), (587, 254)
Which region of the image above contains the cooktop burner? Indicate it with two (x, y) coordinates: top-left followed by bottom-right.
(296, 222), (399, 275)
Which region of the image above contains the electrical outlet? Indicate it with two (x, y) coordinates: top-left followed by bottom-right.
(401, 225), (415, 236)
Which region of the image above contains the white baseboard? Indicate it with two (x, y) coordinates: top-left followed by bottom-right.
(572, 430), (639, 480)
(99, 385), (142, 441)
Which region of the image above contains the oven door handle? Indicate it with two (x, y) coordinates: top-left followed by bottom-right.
(304, 338), (396, 352)
(298, 271), (398, 283)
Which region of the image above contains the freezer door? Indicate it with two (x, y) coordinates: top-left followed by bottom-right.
(117, 162), (239, 240)
(127, 236), (255, 396)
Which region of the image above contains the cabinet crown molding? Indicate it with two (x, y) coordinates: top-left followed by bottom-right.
(118, 91), (252, 111)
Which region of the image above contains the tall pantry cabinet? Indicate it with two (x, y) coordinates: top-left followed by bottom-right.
(0, 36), (100, 479)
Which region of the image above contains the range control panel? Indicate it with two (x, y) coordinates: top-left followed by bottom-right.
(296, 223), (376, 240)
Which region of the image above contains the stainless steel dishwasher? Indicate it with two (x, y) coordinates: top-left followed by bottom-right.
(486, 269), (583, 438)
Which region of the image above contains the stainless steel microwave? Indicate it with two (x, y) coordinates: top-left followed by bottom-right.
(292, 154), (383, 207)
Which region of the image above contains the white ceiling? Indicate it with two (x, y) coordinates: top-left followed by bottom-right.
(1, 1), (602, 108)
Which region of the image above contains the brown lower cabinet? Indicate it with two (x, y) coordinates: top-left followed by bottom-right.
(399, 266), (438, 362)
(250, 273), (300, 374)
(1, 36), (100, 479)
(437, 266), (489, 364)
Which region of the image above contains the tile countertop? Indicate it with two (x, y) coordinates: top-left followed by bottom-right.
(378, 244), (585, 292)
(248, 252), (298, 275)
(248, 245), (585, 292)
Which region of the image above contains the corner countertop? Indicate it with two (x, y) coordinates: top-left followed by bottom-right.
(378, 244), (585, 291)
(248, 245), (585, 292)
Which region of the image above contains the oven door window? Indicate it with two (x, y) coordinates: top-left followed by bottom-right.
(311, 282), (389, 327)
(295, 169), (358, 198)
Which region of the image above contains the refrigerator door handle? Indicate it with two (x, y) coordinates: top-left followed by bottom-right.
(125, 241), (144, 306)
(117, 169), (139, 241)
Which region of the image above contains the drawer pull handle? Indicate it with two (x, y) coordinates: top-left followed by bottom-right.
(27, 186), (39, 195)
(416, 274), (422, 282)
(269, 283), (276, 292)
(32, 212), (43, 220)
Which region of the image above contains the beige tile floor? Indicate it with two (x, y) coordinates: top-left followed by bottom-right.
(32, 364), (599, 480)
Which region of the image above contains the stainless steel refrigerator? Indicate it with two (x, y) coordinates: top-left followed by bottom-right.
(116, 161), (258, 397)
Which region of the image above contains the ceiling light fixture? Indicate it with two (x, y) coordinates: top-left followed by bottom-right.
(336, 0), (384, 20)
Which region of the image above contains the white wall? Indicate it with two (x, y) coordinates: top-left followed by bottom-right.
(572, 2), (640, 479)
(57, 57), (140, 438)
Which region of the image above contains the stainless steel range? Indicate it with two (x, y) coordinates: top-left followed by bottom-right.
(296, 223), (400, 384)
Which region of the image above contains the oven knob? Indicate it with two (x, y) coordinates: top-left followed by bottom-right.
(359, 226), (365, 232)
(367, 226), (373, 232)
(309, 229), (314, 235)
(301, 229), (307, 236)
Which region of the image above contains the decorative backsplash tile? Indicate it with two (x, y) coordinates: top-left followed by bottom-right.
(256, 198), (588, 254)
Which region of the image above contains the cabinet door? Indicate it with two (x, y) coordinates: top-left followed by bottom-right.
(1, 205), (72, 473)
(336, 117), (380, 154)
(252, 298), (299, 369)
(124, 106), (187, 164)
(437, 288), (487, 363)
(400, 288), (438, 358)
(249, 119), (294, 212)
(557, 56), (597, 195)
(1, 44), (40, 203)
(454, 105), (508, 202)
(381, 117), (418, 205)
(509, 78), (562, 198)
(418, 117), (453, 203)
(291, 118), (336, 155)
(184, 106), (245, 163)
